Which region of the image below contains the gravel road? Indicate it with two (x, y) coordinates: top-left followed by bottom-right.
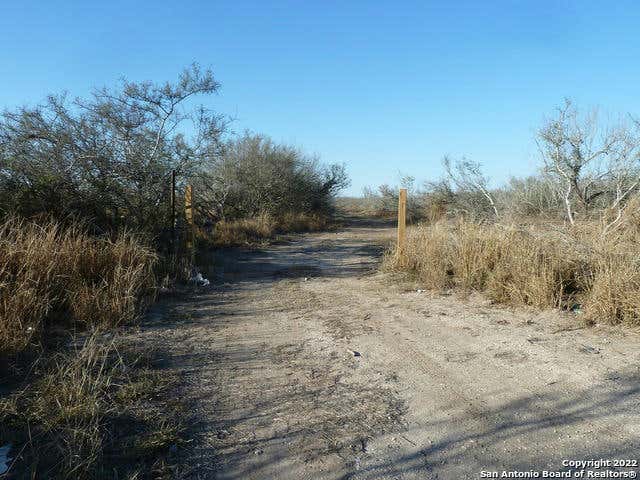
(145, 217), (640, 479)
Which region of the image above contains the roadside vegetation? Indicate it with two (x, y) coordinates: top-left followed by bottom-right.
(0, 217), (156, 355)
(0, 65), (347, 478)
(379, 100), (640, 326)
(195, 132), (348, 246)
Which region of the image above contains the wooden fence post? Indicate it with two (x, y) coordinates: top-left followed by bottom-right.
(170, 170), (176, 251)
(397, 188), (407, 258)
(185, 184), (195, 262)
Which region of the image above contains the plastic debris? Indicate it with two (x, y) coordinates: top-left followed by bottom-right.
(579, 344), (600, 355)
(190, 272), (210, 287)
(0, 444), (12, 475)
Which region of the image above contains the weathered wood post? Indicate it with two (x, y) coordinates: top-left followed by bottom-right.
(185, 184), (195, 263)
(170, 170), (176, 252)
(397, 188), (407, 259)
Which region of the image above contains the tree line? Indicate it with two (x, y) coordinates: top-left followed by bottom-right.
(0, 64), (349, 243)
(365, 99), (640, 233)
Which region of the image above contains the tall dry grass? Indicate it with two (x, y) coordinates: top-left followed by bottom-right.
(385, 217), (640, 325)
(207, 211), (330, 247)
(0, 217), (184, 478)
(581, 218), (640, 324)
(0, 217), (157, 354)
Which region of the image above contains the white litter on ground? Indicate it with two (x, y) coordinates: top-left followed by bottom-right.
(0, 444), (12, 475)
(190, 272), (210, 287)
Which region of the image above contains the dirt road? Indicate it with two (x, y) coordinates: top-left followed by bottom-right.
(147, 218), (640, 479)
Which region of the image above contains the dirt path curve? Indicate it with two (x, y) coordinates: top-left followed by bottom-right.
(147, 217), (640, 479)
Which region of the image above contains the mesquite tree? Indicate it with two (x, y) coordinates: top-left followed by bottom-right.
(0, 64), (225, 235)
(195, 132), (350, 220)
(443, 155), (499, 218)
(536, 99), (640, 226)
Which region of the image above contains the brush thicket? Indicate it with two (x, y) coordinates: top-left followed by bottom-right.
(385, 215), (640, 325)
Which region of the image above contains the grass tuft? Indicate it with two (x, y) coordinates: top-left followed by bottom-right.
(206, 211), (330, 247)
(0, 217), (156, 355)
(0, 334), (185, 479)
(385, 218), (640, 325)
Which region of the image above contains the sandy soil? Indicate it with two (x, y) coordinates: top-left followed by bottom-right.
(143, 217), (640, 479)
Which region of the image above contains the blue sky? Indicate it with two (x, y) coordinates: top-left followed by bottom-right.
(2, 1), (640, 195)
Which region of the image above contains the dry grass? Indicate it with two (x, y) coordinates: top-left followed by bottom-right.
(582, 233), (640, 324)
(210, 212), (276, 246)
(0, 217), (157, 354)
(335, 196), (397, 219)
(0, 334), (185, 479)
(0, 217), (180, 478)
(208, 211), (330, 247)
(385, 216), (640, 325)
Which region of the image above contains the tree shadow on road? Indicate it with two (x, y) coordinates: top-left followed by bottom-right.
(348, 370), (640, 479)
(167, 308), (640, 479)
(193, 214), (395, 287)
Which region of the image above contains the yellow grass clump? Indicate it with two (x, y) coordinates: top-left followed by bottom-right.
(0, 333), (185, 478)
(0, 217), (157, 354)
(207, 211), (329, 247)
(385, 217), (640, 325)
(582, 228), (640, 324)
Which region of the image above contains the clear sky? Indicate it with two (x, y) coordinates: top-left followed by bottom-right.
(2, 1), (640, 195)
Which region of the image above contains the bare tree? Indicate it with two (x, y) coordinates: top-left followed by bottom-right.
(600, 121), (640, 233)
(537, 99), (640, 229)
(537, 99), (620, 224)
(443, 155), (499, 218)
